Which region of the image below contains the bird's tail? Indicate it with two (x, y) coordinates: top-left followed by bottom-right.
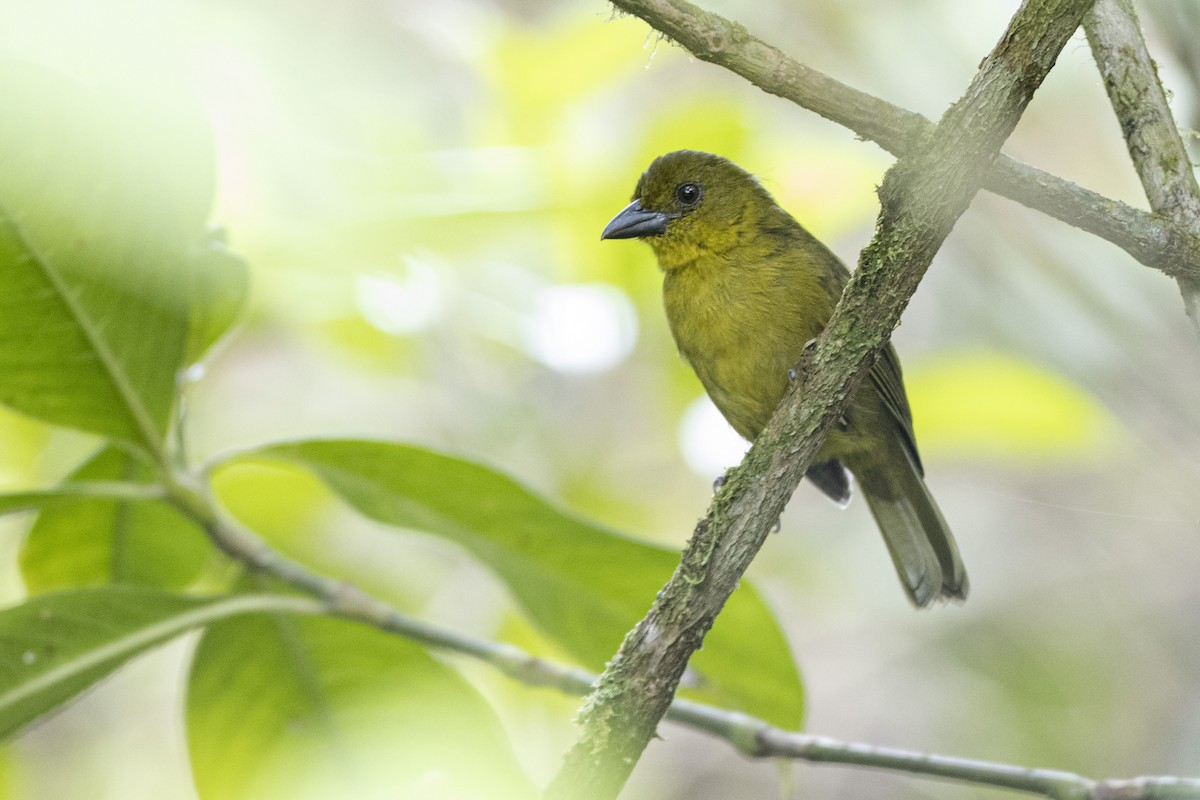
(857, 444), (968, 607)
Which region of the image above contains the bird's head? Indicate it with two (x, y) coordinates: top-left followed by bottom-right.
(601, 150), (775, 270)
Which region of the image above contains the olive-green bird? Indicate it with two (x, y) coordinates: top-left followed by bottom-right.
(602, 150), (967, 607)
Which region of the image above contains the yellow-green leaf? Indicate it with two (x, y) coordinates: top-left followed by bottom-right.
(188, 609), (535, 800)
(907, 349), (1120, 462)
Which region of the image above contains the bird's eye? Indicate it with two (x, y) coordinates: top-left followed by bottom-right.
(674, 182), (702, 206)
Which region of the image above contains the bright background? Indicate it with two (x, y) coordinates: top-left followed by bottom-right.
(2, 0), (1200, 798)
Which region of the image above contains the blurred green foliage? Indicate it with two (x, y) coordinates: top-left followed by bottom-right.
(188, 602), (536, 800)
(0, 6), (805, 794)
(0, 0), (1198, 799)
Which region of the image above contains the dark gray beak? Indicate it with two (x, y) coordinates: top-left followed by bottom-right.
(601, 200), (674, 240)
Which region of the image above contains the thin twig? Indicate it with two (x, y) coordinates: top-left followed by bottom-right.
(752, 728), (1200, 800)
(0, 482), (167, 513)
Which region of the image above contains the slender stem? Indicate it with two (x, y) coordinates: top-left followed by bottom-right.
(163, 469), (349, 600)
(680, 708), (1200, 798)
(0, 482), (166, 515)
(757, 730), (1094, 800)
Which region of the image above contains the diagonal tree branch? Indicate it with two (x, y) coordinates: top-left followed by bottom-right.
(609, 0), (1200, 285)
(544, 1), (1098, 797)
(1083, 0), (1200, 338)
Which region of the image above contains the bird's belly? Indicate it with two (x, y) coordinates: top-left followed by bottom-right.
(664, 262), (842, 444)
(686, 344), (789, 441)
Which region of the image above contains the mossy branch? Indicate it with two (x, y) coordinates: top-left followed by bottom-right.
(1083, 0), (1200, 338)
(544, 1), (1098, 797)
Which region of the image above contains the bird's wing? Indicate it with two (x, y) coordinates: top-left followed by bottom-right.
(869, 342), (924, 475)
(788, 233), (923, 474)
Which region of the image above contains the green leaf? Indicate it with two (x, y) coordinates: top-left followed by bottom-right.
(0, 587), (317, 739)
(0, 59), (214, 453)
(226, 439), (804, 728)
(188, 607), (535, 800)
(18, 447), (213, 592)
(186, 232), (249, 366)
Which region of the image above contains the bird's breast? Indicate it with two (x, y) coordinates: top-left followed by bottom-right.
(662, 257), (809, 439)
